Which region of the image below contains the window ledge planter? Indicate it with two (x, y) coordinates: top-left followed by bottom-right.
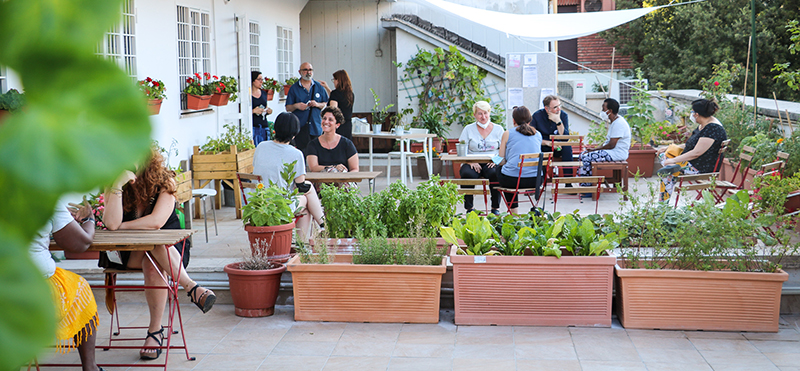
(450, 246), (615, 327)
(186, 94), (212, 110)
(287, 254), (446, 323)
(209, 93), (230, 106)
(147, 99), (163, 115)
(615, 263), (788, 332)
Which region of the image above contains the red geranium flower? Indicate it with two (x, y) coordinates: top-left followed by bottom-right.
(714, 81), (720, 86)
(187, 78), (194, 83)
(194, 72), (201, 79)
(212, 75), (219, 80)
(216, 87), (221, 93)
(146, 77), (152, 82)
(204, 72), (211, 79)
(153, 82), (159, 87)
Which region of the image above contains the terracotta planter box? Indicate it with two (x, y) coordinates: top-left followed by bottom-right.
(287, 254), (446, 323)
(147, 98), (162, 115)
(224, 262), (286, 317)
(615, 263), (788, 332)
(174, 170), (192, 205)
(450, 247), (615, 326)
(626, 144), (657, 177)
(192, 145), (255, 218)
(185, 94), (211, 110)
(283, 85), (291, 96)
(209, 93), (230, 106)
(263, 89), (275, 101)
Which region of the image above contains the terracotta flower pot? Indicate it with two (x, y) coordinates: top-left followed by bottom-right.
(626, 144), (657, 177)
(265, 89), (275, 101)
(147, 99), (162, 115)
(287, 254), (446, 323)
(185, 94), (211, 110)
(209, 93), (230, 106)
(283, 85), (291, 96)
(450, 246), (616, 326)
(615, 263), (788, 332)
(245, 222), (295, 259)
(224, 262), (286, 317)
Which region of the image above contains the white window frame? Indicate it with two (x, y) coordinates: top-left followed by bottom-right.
(177, 5), (211, 109)
(249, 21), (260, 72)
(0, 66), (6, 93)
(276, 26), (293, 86)
(96, 0), (136, 78)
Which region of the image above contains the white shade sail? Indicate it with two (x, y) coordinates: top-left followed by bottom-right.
(423, 0), (667, 41)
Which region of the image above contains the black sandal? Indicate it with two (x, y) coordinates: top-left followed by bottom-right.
(188, 284), (216, 313)
(139, 327), (163, 360)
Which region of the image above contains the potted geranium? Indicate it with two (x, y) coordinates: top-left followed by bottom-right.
(209, 75), (238, 106)
(282, 77), (299, 96)
(183, 72), (212, 110)
(138, 77), (166, 115)
(262, 77), (281, 101)
(0, 88), (24, 122)
(240, 162), (299, 259)
(224, 247), (286, 317)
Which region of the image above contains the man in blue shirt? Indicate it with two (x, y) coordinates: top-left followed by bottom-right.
(531, 95), (573, 176)
(286, 62), (328, 150)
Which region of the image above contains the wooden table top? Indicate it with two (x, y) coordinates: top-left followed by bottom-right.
(440, 154), (493, 163)
(353, 132), (437, 140)
(50, 229), (196, 251)
(304, 171), (382, 182)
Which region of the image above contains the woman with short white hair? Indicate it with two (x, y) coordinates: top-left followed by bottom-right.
(458, 101), (505, 215)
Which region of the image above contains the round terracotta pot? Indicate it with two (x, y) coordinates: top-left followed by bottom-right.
(283, 85), (291, 96)
(224, 262), (286, 317)
(245, 222), (295, 259)
(147, 99), (162, 115)
(266, 89), (275, 101)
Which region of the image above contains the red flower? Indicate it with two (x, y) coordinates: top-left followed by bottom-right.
(139, 81), (145, 85)
(146, 77), (152, 82)
(220, 83), (226, 89)
(216, 87), (221, 93)
(194, 72), (201, 79)
(153, 82), (159, 87)
(212, 75), (219, 80)
(186, 78), (194, 83)
(204, 72), (211, 79)
(714, 81), (720, 86)
(145, 89), (151, 95)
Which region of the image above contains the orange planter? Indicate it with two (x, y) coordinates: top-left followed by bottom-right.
(287, 254), (446, 323)
(147, 99), (162, 115)
(265, 89), (275, 101)
(209, 93), (230, 106)
(245, 222), (295, 260)
(615, 263), (788, 332)
(283, 85), (291, 96)
(224, 262), (286, 317)
(185, 94), (211, 110)
(451, 246), (615, 326)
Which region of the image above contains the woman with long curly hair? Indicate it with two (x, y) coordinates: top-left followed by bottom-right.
(104, 146), (215, 360)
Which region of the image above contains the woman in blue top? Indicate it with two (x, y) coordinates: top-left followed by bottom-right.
(497, 106), (543, 214)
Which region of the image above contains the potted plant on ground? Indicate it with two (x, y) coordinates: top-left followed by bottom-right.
(208, 75), (237, 106)
(261, 77), (281, 101)
(441, 211), (622, 327)
(0, 88), (25, 121)
(288, 232), (447, 323)
(241, 161), (299, 259)
(183, 72), (212, 110)
(138, 77), (166, 115)
(282, 77), (299, 96)
(224, 246), (286, 317)
(608, 187), (796, 332)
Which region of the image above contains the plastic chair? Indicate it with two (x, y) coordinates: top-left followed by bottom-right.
(192, 189), (218, 242)
(496, 152), (552, 212)
(387, 128), (429, 183)
(552, 176), (604, 213)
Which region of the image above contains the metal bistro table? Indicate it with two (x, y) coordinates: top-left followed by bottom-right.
(353, 131), (436, 185)
(439, 154), (493, 178)
(48, 229), (196, 371)
(304, 171), (382, 193)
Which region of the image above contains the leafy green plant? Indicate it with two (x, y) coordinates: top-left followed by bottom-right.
(0, 88), (25, 112)
(262, 77), (281, 92)
(738, 133), (782, 170)
(283, 77), (299, 86)
(241, 161), (298, 227)
(699, 61), (744, 102)
(440, 212), (498, 256)
(772, 20), (800, 92)
(199, 123), (254, 153)
(585, 121), (608, 145)
(370, 88), (394, 125)
(138, 77), (166, 101)
(209, 75), (238, 101)
(353, 235), (443, 266)
(184, 72), (213, 96)
(591, 82), (608, 93)
(752, 172), (800, 214)
(413, 105), (450, 138)
(624, 69), (670, 145)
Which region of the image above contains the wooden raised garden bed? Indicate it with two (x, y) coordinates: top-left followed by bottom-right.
(192, 145), (254, 218)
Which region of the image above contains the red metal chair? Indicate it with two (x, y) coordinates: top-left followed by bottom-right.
(237, 172), (262, 205)
(496, 152), (552, 212)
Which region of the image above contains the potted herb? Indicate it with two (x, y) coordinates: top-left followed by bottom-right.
(208, 75), (238, 106)
(370, 88), (393, 132)
(183, 72), (212, 110)
(192, 124), (255, 218)
(287, 233), (446, 323)
(282, 77), (299, 96)
(240, 162), (299, 259)
(610, 189), (795, 332)
(261, 77), (281, 101)
(0, 89), (25, 121)
(224, 247), (286, 317)
(137, 77), (166, 115)
(441, 211), (622, 326)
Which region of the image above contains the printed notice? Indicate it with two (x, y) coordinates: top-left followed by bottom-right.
(508, 54), (521, 68)
(523, 66), (538, 87)
(539, 88), (555, 110)
(524, 54), (537, 65)
(508, 88), (523, 108)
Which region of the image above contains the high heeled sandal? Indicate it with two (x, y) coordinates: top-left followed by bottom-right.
(139, 327), (164, 360)
(188, 284), (216, 314)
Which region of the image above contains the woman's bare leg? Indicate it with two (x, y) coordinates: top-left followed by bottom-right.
(75, 316), (100, 371)
(295, 196), (311, 242)
(304, 184), (324, 225)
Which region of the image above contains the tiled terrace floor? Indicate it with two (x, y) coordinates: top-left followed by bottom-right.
(41, 174), (800, 371)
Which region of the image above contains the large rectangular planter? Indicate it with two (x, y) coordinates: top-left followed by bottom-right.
(287, 254), (446, 323)
(615, 264), (788, 332)
(450, 247), (615, 326)
(192, 145), (254, 218)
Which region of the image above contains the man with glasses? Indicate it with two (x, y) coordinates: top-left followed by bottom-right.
(286, 62), (328, 150)
(532, 95), (574, 177)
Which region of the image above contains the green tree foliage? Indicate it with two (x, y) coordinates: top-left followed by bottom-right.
(602, 0), (800, 101)
(0, 0), (151, 368)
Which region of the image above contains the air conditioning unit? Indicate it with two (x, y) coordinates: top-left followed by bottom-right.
(581, 0), (614, 12)
(557, 79), (586, 105)
(610, 79), (648, 106)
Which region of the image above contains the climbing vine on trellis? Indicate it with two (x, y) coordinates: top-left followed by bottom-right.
(397, 45), (504, 127)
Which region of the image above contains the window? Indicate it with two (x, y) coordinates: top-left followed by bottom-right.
(177, 5), (211, 109)
(0, 66), (6, 93)
(249, 21), (260, 72)
(96, 0), (136, 77)
(276, 26), (293, 85)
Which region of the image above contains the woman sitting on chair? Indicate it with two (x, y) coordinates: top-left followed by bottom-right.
(305, 107), (359, 174)
(253, 112), (325, 241)
(103, 147), (216, 360)
(657, 98), (727, 202)
(497, 106), (543, 214)
(459, 100), (505, 215)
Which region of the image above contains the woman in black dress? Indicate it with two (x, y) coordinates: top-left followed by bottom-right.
(251, 70), (273, 145)
(305, 107), (359, 173)
(326, 69), (354, 140)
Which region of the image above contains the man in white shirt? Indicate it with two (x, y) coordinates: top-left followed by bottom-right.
(577, 98), (631, 184)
